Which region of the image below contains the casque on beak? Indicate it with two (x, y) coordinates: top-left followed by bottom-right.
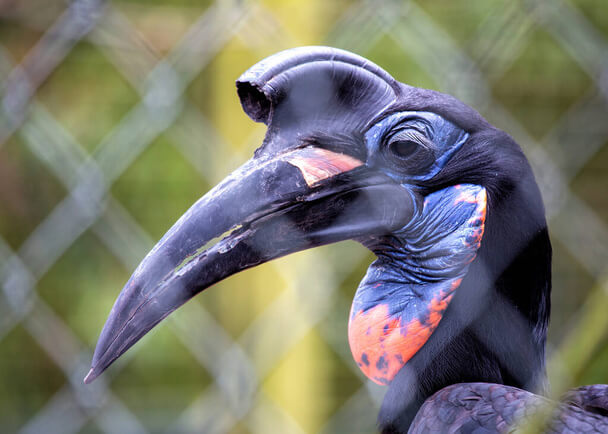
(85, 47), (417, 383)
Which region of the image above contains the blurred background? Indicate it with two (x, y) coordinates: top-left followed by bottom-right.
(1, 0), (607, 433)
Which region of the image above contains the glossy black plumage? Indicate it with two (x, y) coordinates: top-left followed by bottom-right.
(86, 47), (606, 433)
(410, 383), (608, 433)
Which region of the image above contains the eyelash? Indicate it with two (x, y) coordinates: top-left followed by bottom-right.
(388, 130), (427, 156)
(382, 126), (436, 172)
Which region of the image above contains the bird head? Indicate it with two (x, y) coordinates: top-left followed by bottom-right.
(86, 47), (551, 423)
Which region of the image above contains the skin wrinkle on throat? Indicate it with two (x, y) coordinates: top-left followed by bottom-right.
(348, 184), (486, 384)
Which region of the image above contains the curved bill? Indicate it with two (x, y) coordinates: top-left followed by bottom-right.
(85, 146), (418, 383)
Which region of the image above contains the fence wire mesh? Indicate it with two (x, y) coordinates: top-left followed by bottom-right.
(1, 0), (607, 433)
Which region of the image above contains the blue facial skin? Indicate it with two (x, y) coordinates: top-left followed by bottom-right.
(364, 111), (469, 184)
(351, 112), (483, 323)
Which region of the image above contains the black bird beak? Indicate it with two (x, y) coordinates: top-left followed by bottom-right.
(85, 146), (417, 383)
(86, 47), (409, 383)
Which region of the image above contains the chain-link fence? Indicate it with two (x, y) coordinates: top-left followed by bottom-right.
(1, 0), (607, 433)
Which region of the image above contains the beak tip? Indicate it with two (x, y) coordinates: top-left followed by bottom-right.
(83, 368), (97, 384)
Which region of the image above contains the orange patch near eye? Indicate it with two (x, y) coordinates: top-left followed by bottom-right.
(284, 147), (363, 187)
(348, 292), (454, 385)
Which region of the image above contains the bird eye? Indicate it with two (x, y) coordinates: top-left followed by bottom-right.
(389, 139), (419, 159)
(384, 129), (436, 173)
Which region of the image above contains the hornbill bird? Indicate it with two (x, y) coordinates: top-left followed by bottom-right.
(85, 47), (608, 432)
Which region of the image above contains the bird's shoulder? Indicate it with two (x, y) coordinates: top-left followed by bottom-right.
(409, 382), (608, 433)
(561, 384), (608, 417)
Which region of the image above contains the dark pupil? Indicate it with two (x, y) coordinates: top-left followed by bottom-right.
(390, 140), (418, 159)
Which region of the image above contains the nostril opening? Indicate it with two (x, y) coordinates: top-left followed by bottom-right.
(236, 81), (272, 124)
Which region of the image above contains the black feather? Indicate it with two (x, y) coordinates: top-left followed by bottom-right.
(378, 97), (552, 432)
